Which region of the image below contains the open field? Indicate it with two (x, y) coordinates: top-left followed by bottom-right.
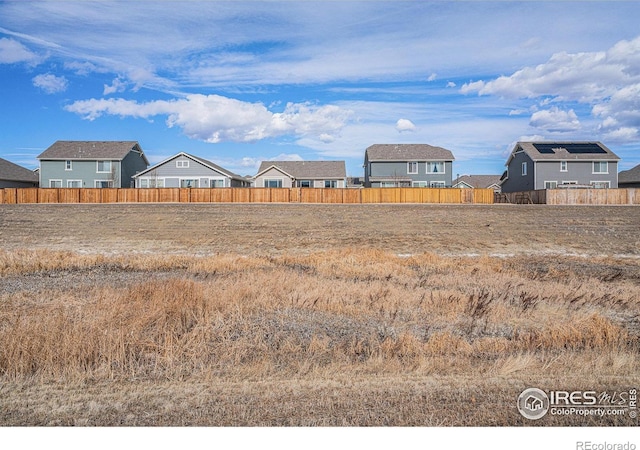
(0, 204), (639, 426)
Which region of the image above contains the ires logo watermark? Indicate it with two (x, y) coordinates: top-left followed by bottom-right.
(517, 387), (637, 420)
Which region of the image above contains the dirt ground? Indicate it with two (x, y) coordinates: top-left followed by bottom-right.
(1, 203), (639, 257)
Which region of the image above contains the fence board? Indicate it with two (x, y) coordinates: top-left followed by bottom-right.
(80, 189), (102, 203)
(379, 188), (401, 203)
(250, 188), (270, 203)
(3, 189), (17, 204)
(289, 188), (301, 203)
(117, 189), (138, 203)
(232, 188), (250, 203)
(189, 188), (211, 203)
(343, 189), (361, 204)
(138, 188), (159, 203)
(473, 189), (495, 204)
(270, 188), (290, 203)
(322, 189), (343, 204)
(300, 188), (323, 203)
(58, 188), (80, 203)
(401, 188), (422, 203)
(361, 188), (381, 203)
(210, 188), (233, 203)
(101, 188), (119, 203)
(439, 189), (462, 203)
(17, 188), (38, 203)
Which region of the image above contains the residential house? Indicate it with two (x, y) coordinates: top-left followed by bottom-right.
(253, 161), (347, 188)
(0, 157), (39, 188)
(453, 175), (501, 192)
(38, 141), (149, 188)
(618, 163), (640, 188)
(500, 142), (620, 193)
(363, 144), (455, 187)
(133, 152), (250, 188)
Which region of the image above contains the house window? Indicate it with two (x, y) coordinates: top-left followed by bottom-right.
(324, 180), (337, 188)
(544, 181), (558, 189)
(593, 161), (608, 174)
(180, 179), (199, 188)
(380, 181), (397, 188)
(521, 162), (527, 176)
(65, 160), (72, 171)
(67, 180), (82, 188)
(299, 180), (311, 188)
(210, 179), (225, 188)
(430, 181), (446, 188)
(176, 160), (189, 168)
(139, 178), (164, 188)
(95, 180), (113, 188)
(412, 181), (428, 187)
(592, 181), (610, 189)
(407, 162), (418, 174)
(97, 161), (112, 173)
(427, 162), (445, 174)
(560, 161), (568, 172)
(49, 180), (62, 188)
(264, 179), (282, 188)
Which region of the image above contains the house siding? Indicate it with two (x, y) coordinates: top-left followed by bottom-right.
(502, 152), (535, 193)
(40, 160), (122, 188)
(366, 161), (453, 187)
(254, 167), (293, 188)
(121, 148), (149, 188)
(135, 156), (235, 188)
(535, 160), (618, 189)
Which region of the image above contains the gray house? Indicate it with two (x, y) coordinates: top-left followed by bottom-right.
(363, 144), (455, 187)
(132, 152), (250, 188)
(253, 161), (347, 188)
(618, 163), (640, 188)
(38, 141), (149, 188)
(453, 175), (501, 192)
(0, 157), (39, 188)
(501, 142), (620, 193)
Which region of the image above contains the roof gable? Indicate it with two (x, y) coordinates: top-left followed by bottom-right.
(255, 161), (346, 179)
(453, 175), (501, 189)
(365, 144), (455, 161)
(133, 152), (247, 181)
(619, 163), (640, 183)
(0, 158), (38, 183)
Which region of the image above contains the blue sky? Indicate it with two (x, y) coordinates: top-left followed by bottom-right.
(1, 1), (640, 178)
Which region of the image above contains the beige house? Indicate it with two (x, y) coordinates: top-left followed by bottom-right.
(253, 161), (347, 188)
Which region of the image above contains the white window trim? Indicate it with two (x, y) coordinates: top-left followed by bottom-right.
(592, 161), (608, 174)
(591, 181), (611, 188)
(207, 178), (227, 188)
(544, 181), (558, 189)
(407, 162), (418, 174)
(380, 181), (397, 188)
(560, 161), (568, 172)
(65, 160), (72, 171)
(429, 181), (446, 188)
(94, 180), (114, 188)
(176, 160), (190, 168)
(426, 162), (445, 174)
(180, 178), (199, 188)
(96, 160), (113, 173)
(521, 162), (527, 176)
(562, 180), (578, 185)
(324, 180), (338, 188)
(67, 179), (82, 188)
(263, 177), (284, 188)
(412, 181), (428, 187)
(49, 179), (62, 188)
(138, 177), (166, 188)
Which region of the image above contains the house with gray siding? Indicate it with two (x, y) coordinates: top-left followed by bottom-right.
(453, 175), (501, 192)
(38, 141), (149, 188)
(0, 157), (39, 188)
(133, 152), (250, 188)
(363, 144), (455, 187)
(253, 161), (346, 188)
(618, 163), (640, 188)
(501, 142), (620, 193)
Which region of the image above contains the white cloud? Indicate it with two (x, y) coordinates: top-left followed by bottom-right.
(0, 37), (39, 64)
(65, 94), (352, 144)
(103, 77), (127, 95)
(529, 107), (580, 133)
(446, 81), (456, 88)
(396, 118), (416, 132)
(427, 73), (437, 82)
(32, 73), (68, 94)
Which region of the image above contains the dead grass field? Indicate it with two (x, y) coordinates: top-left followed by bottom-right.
(0, 204), (639, 426)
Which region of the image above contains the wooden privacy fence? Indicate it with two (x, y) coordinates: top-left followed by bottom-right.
(0, 187), (495, 204)
(495, 188), (640, 205)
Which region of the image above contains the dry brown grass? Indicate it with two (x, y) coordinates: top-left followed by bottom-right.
(1, 248), (639, 425)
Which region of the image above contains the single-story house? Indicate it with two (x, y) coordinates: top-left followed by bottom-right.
(501, 141), (620, 193)
(452, 175), (501, 192)
(132, 152), (250, 188)
(0, 157), (39, 188)
(38, 141), (149, 188)
(363, 144), (455, 187)
(253, 161), (347, 188)
(618, 163), (640, 188)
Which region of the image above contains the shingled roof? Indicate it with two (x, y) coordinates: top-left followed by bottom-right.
(365, 144), (455, 161)
(256, 160), (346, 179)
(133, 152), (248, 182)
(0, 158), (38, 183)
(619, 163), (640, 184)
(38, 141), (148, 163)
(453, 174), (501, 189)
(509, 142), (619, 163)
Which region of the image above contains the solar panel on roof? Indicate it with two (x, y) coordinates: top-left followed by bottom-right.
(533, 143), (607, 154)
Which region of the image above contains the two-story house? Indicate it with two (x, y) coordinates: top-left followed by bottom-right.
(363, 144), (455, 188)
(132, 152), (250, 188)
(501, 142), (620, 193)
(0, 158), (39, 188)
(253, 161), (347, 188)
(38, 141), (149, 188)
